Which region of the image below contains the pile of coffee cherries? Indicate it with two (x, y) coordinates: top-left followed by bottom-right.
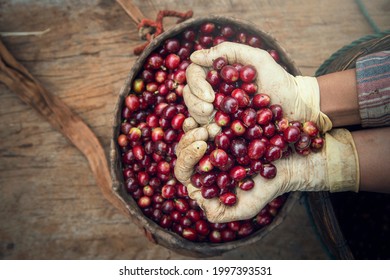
(190, 57), (324, 206)
(117, 21), (313, 242)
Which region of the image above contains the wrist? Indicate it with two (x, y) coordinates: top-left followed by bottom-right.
(325, 129), (360, 193)
(275, 152), (329, 193)
(317, 69), (361, 127)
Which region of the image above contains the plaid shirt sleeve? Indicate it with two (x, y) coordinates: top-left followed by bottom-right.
(355, 51), (390, 127)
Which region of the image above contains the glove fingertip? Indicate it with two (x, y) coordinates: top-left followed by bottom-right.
(190, 50), (213, 66)
(188, 140), (208, 159)
(198, 89), (215, 103)
(182, 117), (199, 132)
(206, 123), (222, 140)
(176, 127), (208, 156)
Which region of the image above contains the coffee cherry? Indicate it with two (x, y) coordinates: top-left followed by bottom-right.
(214, 133), (231, 150)
(209, 149), (228, 167)
(159, 214), (173, 228)
(171, 113), (186, 130)
(230, 138), (247, 158)
(260, 163), (277, 179)
(213, 93), (225, 109)
(183, 29), (196, 41)
(139, 173), (151, 187)
(237, 222), (253, 238)
(268, 49), (280, 62)
(239, 109), (256, 128)
(220, 65), (239, 84)
(290, 120), (302, 130)
(195, 220), (210, 236)
(165, 54), (181, 69)
(269, 196), (286, 209)
(231, 89), (250, 107)
(216, 172), (231, 189)
(270, 104), (283, 120)
(244, 124), (263, 140)
(161, 184), (176, 199)
(239, 178), (255, 191)
(239, 65), (257, 83)
(146, 53), (164, 69)
(241, 82), (258, 94)
(295, 132), (311, 150)
(311, 137), (324, 150)
(125, 94), (140, 112)
(220, 192), (237, 206)
(217, 24), (233, 37)
(138, 196), (152, 208)
(117, 134), (129, 147)
(157, 161), (170, 174)
(209, 230), (222, 243)
(276, 117), (289, 132)
(252, 93), (271, 109)
(221, 229), (237, 242)
(200, 22), (216, 34)
(164, 38), (180, 53)
(218, 155), (234, 172)
(199, 34), (214, 47)
(256, 212), (273, 226)
(212, 56), (227, 71)
(173, 69), (186, 84)
(220, 96), (239, 114)
(270, 134), (287, 151)
(190, 173), (203, 188)
(132, 145), (145, 161)
(229, 166), (247, 181)
(248, 139), (267, 160)
(302, 121), (319, 137)
(283, 126), (301, 143)
(206, 69), (221, 88)
(200, 171), (218, 187)
(175, 198), (190, 213)
(215, 111), (231, 126)
(186, 209), (201, 222)
(230, 120), (246, 136)
(218, 82), (234, 95)
(201, 185), (219, 199)
(264, 145), (283, 162)
(256, 108), (273, 125)
(176, 183), (188, 198)
(295, 146), (311, 156)
(197, 155), (214, 173)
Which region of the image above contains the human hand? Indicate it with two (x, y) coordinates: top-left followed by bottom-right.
(182, 65), (215, 125)
(186, 42), (332, 132)
(174, 128), (359, 223)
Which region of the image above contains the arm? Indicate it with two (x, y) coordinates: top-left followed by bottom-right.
(318, 51), (390, 128)
(318, 69), (361, 127)
(352, 127), (390, 193)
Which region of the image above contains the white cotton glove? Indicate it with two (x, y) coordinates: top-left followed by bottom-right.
(187, 42), (333, 132)
(174, 124), (222, 185)
(174, 128), (359, 223)
(183, 64), (215, 125)
(174, 127), (209, 186)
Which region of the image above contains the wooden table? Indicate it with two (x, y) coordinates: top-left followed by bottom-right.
(1, 0), (389, 260)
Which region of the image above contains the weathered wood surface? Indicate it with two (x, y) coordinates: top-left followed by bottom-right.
(0, 0), (389, 259)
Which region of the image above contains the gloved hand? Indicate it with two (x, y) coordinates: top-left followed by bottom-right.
(183, 67), (215, 126)
(174, 128), (359, 223)
(186, 42), (333, 132)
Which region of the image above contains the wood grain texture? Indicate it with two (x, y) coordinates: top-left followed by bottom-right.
(0, 0), (389, 259)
